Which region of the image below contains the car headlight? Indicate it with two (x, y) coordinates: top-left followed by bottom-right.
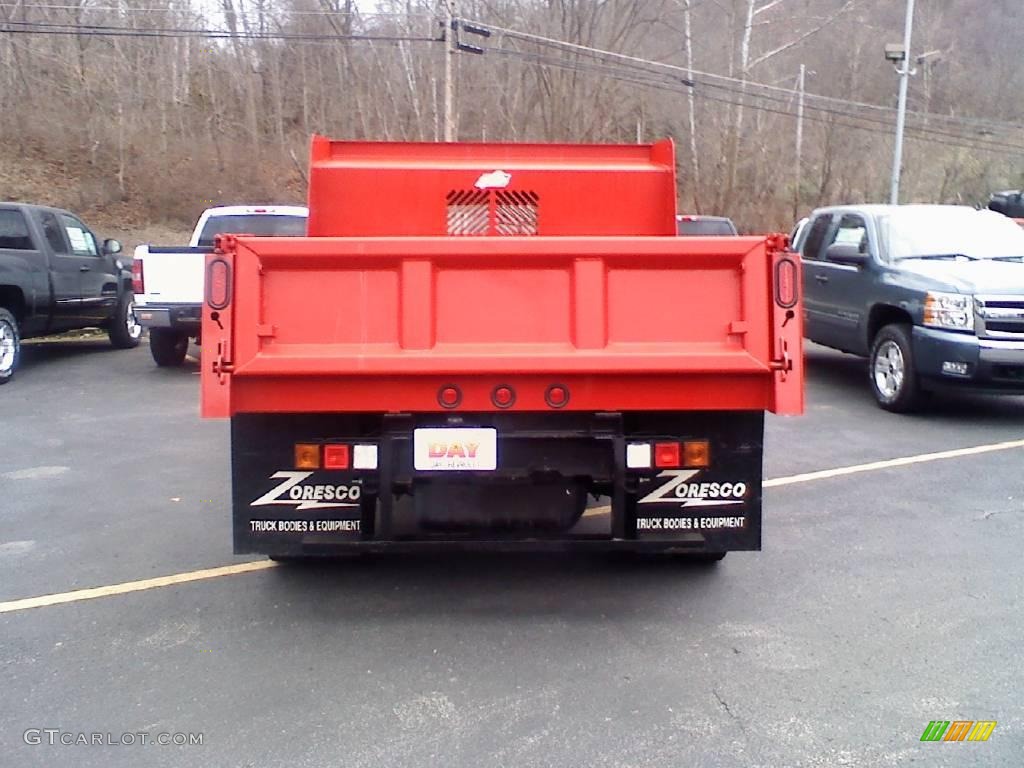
(923, 291), (974, 331)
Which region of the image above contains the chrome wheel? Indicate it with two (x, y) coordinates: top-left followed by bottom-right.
(873, 339), (904, 399)
(125, 300), (142, 340)
(0, 320), (15, 374)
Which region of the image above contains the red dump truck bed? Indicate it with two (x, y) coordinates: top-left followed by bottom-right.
(202, 138), (802, 559)
(203, 234), (798, 416)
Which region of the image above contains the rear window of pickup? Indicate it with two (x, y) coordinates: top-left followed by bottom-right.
(196, 214), (307, 247)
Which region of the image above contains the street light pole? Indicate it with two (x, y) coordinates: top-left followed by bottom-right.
(889, 0), (916, 205)
(794, 63), (806, 221)
(442, 0), (456, 142)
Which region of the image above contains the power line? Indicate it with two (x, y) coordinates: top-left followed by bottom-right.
(0, 2), (423, 15)
(492, 41), (1024, 153)
(3, 11), (1021, 157)
(3, 9), (1019, 137)
(487, 45), (1024, 158)
(697, 79), (1024, 152)
(470, 18), (1023, 138)
(0, 19), (439, 42)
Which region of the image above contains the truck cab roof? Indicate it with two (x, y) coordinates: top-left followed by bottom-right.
(675, 214), (738, 236)
(189, 206), (309, 247)
(0, 201), (77, 217)
(808, 203), (974, 218)
(199, 205), (309, 217)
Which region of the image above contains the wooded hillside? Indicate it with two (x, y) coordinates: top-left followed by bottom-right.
(1, 0), (1022, 232)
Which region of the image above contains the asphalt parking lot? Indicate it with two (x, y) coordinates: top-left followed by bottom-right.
(2, 339), (1022, 767)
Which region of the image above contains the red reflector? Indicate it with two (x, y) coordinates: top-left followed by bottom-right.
(438, 385), (461, 408)
(545, 384), (569, 408)
(323, 444), (350, 469)
(207, 258), (231, 310)
(655, 442), (680, 468)
(492, 385), (515, 408)
(131, 259), (144, 294)
(775, 257), (798, 309)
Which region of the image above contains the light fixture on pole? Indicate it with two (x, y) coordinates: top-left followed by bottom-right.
(887, 0), (916, 205)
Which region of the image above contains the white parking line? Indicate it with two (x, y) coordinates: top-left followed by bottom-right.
(761, 438), (1024, 488)
(0, 560), (276, 615)
(2, 438), (1023, 615)
(582, 437), (1024, 517)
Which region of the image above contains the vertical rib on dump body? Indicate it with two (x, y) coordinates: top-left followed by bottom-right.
(202, 137), (803, 557)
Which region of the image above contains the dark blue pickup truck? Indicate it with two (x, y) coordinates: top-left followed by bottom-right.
(0, 203), (140, 383)
(796, 204), (1024, 411)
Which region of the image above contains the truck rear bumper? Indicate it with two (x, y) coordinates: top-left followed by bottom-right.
(913, 327), (1024, 392)
(231, 411), (764, 557)
(269, 538), (720, 555)
(136, 303), (201, 333)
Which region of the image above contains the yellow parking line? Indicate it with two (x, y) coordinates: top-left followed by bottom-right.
(0, 560), (277, 615)
(4, 438), (1023, 614)
(583, 437), (1024, 517)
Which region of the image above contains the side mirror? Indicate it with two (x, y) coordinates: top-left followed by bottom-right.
(103, 238), (123, 256)
(825, 242), (870, 267)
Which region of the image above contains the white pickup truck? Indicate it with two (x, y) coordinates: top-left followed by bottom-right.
(133, 205), (308, 366)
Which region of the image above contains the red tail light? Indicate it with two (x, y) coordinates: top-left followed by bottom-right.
(323, 444), (351, 469)
(131, 259), (144, 294)
(775, 257), (798, 308)
(207, 258), (231, 310)
(655, 442), (680, 468)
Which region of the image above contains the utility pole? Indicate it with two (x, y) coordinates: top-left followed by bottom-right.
(889, 0), (916, 205)
(793, 63), (805, 222)
(442, 0), (456, 142)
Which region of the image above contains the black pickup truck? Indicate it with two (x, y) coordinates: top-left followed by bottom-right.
(0, 203), (140, 383)
(797, 204), (1024, 411)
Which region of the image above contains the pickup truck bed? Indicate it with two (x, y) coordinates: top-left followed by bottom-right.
(133, 206), (307, 367)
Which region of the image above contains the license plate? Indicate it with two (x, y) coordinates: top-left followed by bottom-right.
(413, 427), (497, 471)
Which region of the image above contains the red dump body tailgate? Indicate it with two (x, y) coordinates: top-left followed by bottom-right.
(202, 233), (802, 416)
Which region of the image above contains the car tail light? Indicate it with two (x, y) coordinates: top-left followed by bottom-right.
(774, 257), (798, 309)
(323, 444), (350, 469)
(294, 443), (320, 470)
(206, 258), (231, 310)
(654, 442), (680, 468)
(131, 259), (144, 294)
(683, 440), (710, 467)
(626, 443), (652, 469)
